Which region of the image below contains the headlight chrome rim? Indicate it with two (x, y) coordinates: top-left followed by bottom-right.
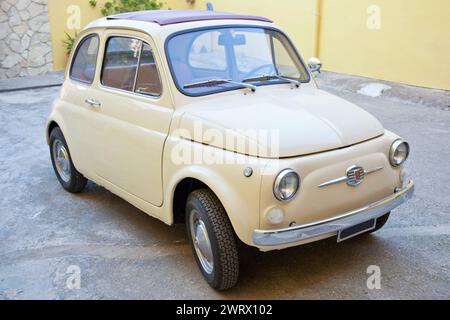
(273, 169), (300, 202)
(390, 139), (410, 167)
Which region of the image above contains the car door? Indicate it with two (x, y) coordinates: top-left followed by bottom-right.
(61, 33), (102, 177)
(88, 30), (173, 206)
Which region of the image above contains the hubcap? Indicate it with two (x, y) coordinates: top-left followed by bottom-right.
(52, 139), (71, 183)
(189, 210), (214, 274)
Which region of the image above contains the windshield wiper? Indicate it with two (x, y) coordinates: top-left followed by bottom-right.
(183, 79), (257, 92)
(243, 74), (301, 87)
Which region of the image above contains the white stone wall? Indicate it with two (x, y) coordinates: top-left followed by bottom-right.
(0, 0), (52, 79)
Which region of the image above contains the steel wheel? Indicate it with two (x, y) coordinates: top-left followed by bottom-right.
(49, 127), (87, 193)
(52, 139), (71, 183)
(186, 189), (239, 290)
(189, 209), (214, 274)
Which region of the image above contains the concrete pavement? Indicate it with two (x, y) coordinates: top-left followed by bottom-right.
(0, 72), (449, 299)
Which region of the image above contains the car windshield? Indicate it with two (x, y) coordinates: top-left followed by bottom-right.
(166, 27), (310, 96)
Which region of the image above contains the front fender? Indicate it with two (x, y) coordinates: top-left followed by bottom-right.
(163, 138), (270, 246)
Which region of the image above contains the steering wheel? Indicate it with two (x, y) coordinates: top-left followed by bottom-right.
(243, 64), (276, 79)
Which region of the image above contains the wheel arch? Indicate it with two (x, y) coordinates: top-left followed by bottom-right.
(46, 120), (60, 144)
(167, 167), (260, 246)
(172, 177), (209, 224)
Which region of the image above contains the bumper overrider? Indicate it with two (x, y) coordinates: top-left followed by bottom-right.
(253, 180), (415, 246)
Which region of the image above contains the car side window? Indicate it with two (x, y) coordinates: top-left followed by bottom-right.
(102, 37), (141, 92)
(70, 35), (99, 84)
(135, 42), (162, 96)
(102, 36), (162, 96)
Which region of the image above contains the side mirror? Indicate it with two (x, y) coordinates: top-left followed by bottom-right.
(308, 57), (322, 74)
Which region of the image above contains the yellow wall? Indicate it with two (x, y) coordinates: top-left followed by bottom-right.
(318, 0), (450, 90)
(47, 0), (450, 90)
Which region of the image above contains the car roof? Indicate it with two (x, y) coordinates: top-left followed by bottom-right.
(106, 10), (273, 26)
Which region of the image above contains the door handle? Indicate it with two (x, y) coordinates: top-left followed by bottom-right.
(85, 98), (101, 108)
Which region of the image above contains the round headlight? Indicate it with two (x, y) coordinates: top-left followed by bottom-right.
(273, 169), (300, 201)
(390, 140), (410, 167)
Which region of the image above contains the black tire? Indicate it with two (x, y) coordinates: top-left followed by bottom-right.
(186, 189), (239, 290)
(365, 212), (390, 235)
(49, 127), (87, 193)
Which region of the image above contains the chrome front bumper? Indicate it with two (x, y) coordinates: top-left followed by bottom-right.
(253, 180), (414, 247)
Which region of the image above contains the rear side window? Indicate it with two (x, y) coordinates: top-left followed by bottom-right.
(102, 36), (162, 96)
(70, 35), (99, 84)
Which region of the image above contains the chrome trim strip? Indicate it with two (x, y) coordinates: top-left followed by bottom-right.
(318, 176), (347, 188)
(131, 41), (143, 93)
(365, 166), (384, 174)
(253, 180), (414, 246)
(318, 166), (384, 188)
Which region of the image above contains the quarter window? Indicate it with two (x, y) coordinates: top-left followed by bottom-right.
(102, 36), (162, 96)
(135, 42), (162, 96)
(70, 35), (99, 84)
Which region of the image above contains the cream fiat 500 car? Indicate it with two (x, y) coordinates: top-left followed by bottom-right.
(47, 10), (414, 290)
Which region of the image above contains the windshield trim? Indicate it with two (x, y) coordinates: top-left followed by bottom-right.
(164, 25), (311, 97)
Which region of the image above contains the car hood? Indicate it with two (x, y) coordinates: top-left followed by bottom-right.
(177, 87), (385, 158)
